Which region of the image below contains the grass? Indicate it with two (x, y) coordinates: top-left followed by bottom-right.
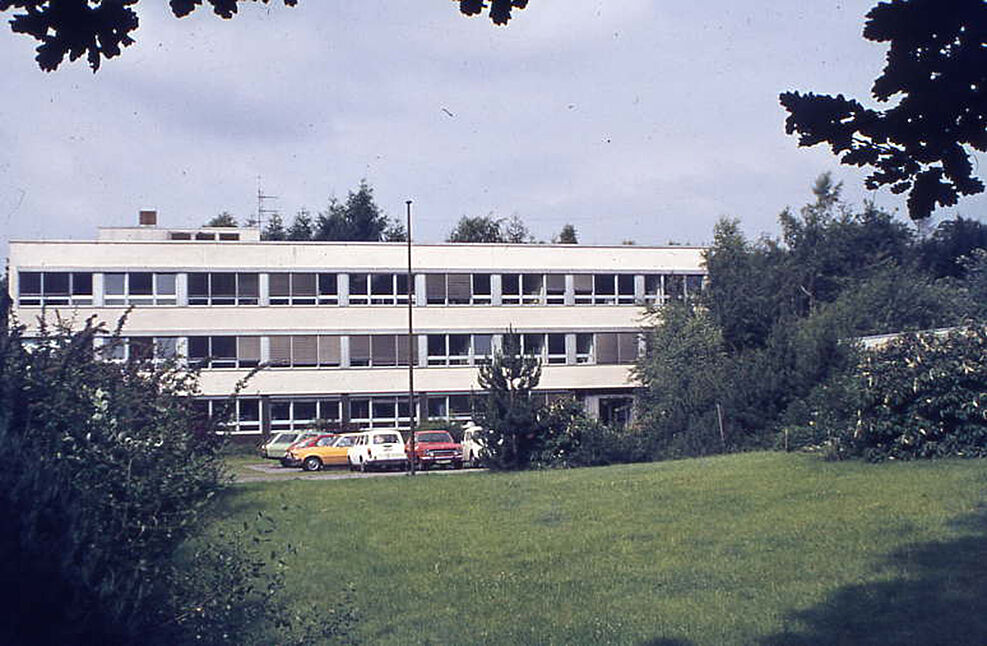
(219, 452), (987, 645)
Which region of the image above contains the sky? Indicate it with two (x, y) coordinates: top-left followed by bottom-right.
(2, 0), (985, 254)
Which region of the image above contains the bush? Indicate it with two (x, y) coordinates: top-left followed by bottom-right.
(830, 326), (987, 460)
(0, 314), (349, 645)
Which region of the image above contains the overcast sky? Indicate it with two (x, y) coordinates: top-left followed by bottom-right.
(2, 1), (985, 254)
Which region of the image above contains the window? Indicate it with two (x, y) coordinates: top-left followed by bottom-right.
(318, 273), (338, 304)
(268, 272), (315, 305)
(348, 396), (413, 429)
(576, 333), (593, 364)
(349, 273), (409, 305)
(571, 274), (636, 305)
(188, 335), (251, 368)
(196, 398), (262, 435)
(269, 335), (342, 368)
(188, 272), (257, 305)
(104, 271), (177, 306)
(426, 334), (481, 366)
(547, 333), (566, 364)
(425, 394), (475, 422)
(270, 399), (337, 432)
(500, 273), (545, 305)
(595, 332), (638, 364)
(18, 271), (93, 306)
(473, 334), (493, 364)
(545, 274), (566, 305)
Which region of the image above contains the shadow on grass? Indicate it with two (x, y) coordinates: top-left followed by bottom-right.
(639, 639), (694, 646)
(762, 505), (987, 646)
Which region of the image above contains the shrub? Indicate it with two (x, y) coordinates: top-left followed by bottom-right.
(832, 326), (987, 460)
(0, 314), (348, 645)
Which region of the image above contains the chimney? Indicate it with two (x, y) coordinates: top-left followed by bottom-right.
(139, 209), (157, 226)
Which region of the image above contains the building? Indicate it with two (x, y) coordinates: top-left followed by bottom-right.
(7, 212), (706, 438)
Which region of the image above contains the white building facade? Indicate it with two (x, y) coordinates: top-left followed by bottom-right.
(7, 217), (706, 438)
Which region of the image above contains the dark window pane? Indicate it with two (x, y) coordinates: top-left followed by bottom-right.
(427, 335), (446, 356)
(396, 273), (409, 295)
(269, 273), (290, 297)
(294, 401), (316, 420)
(72, 272), (93, 295)
(211, 273), (236, 297)
(188, 336), (209, 359)
(350, 399), (370, 419)
(129, 337), (153, 361)
(502, 273), (520, 295)
(238, 273), (259, 297)
(188, 273), (209, 297)
(595, 274), (616, 295)
(292, 273), (316, 296)
(129, 272), (153, 295)
(473, 274), (491, 295)
(19, 272), (41, 295)
(211, 336), (237, 359)
(371, 273), (393, 295)
(318, 273), (337, 295)
(618, 274), (635, 295)
(44, 272), (70, 295)
(448, 334), (470, 356)
(350, 273), (368, 295)
(548, 334), (566, 354)
(239, 399), (260, 422)
(271, 402), (291, 420)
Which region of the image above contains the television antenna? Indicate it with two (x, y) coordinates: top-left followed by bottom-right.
(249, 176), (279, 230)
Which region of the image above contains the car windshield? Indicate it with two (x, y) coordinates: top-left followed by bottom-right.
(418, 432), (452, 443)
(271, 433), (297, 445)
(374, 434), (400, 445)
(336, 436), (355, 447)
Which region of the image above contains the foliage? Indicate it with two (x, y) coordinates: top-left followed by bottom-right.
(286, 209), (315, 241)
(780, 0), (987, 220)
(261, 212), (287, 241)
(829, 327), (987, 461)
(3, 0), (528, 72)
(554, 223), (578, 244)
(917, 216), (987, 279)
(455, 0), (530, 26)
(314, 181), (401, 242)
(475, 331), (542, 470)
(532, 397), (641, 467)
(633, 302), (731, 459)
(447, 214), (506, 242)
(446, 213), (533, 243)
(205, 211), (238, 227)
(0, 314), (346, 645)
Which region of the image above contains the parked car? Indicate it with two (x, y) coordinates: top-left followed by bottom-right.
(347, 430), (408, 472)
(280, 433), (336, 467)
(258, 431), (319, 460)
(406, 430), (463, 470)
(460, 423), (486, 468)
(289, 433), (360, 472)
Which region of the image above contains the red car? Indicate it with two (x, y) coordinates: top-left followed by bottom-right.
(406, 430), (463, 470)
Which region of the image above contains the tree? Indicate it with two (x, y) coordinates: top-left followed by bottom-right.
(3, 0), (529, 72)
(314, 181), (399, 242)
(504, 214), (534, 243)
(780, 0), (987, 221)
(917, 216), (987, 279)
(476, 331), (542, 470)
(0, 313), (345, 645)
(205, 211), (237, 227)
(447, 214), (505, 243)
(554, 223), (578, 244)
(261, 212), (287, 241)
(286, 209), (314, 241)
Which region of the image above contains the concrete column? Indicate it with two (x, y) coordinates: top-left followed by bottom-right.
(417, 334), (429, 367)
(175, 273), (188, 307)
(565, 333), (577, 365)
(93, 273), (105, 307)
(634, 274), (645, 304)
(341, 335), (351, 368)
(491, 274), (503, 306)
(414, 274), (427, 306)
(564, 274), (574, 306)
(259, 273), (269, 306)
(338, 273), (350, 306)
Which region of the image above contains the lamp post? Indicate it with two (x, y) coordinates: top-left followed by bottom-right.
(406, 200), (416, 476)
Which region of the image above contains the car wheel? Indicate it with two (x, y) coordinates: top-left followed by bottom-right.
(453, 460), (463, 470)
(279, 457), (291, 468)
(359, 459), (369, 473)
(302, 456), (322, 472)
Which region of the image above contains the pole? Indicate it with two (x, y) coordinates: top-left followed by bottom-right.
(406, 200), (416, 476)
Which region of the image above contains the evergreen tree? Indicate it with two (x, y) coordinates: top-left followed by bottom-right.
(261, 213), (287, 241)
(447, 215), (504, 243)
(555, 223), (578, 244)
(476, 331), (542, 470)
(205, 211), (237, 227)
(286, 210), (314, 241)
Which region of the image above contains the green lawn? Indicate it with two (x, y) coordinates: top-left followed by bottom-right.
(220, 452), (987, 645)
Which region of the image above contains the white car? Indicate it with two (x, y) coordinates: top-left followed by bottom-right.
(347, 430), (408, 472)
(461, 422), (486, 468)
